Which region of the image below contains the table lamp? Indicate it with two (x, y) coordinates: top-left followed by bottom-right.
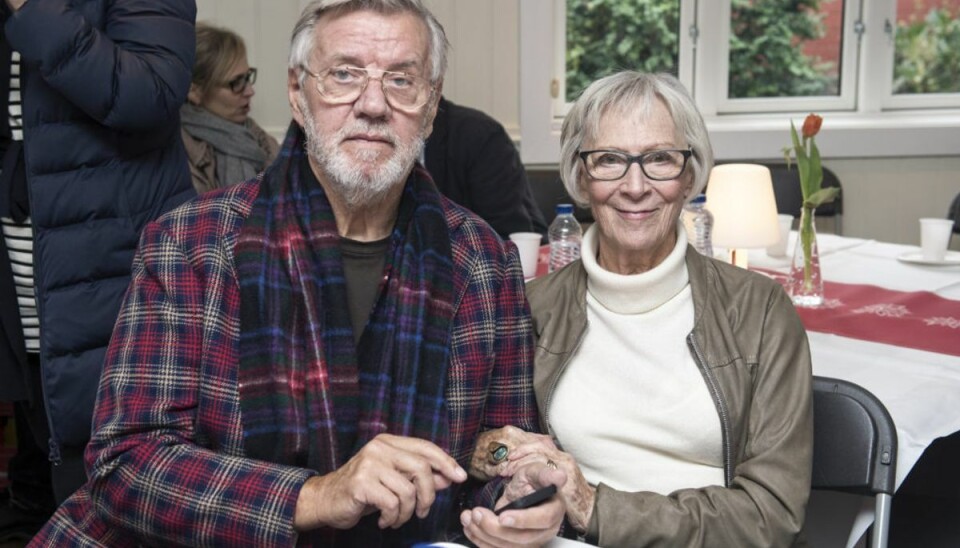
(705, 164), (780, 269)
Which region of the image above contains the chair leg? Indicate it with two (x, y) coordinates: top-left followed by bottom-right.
(873, 493), (892, 548)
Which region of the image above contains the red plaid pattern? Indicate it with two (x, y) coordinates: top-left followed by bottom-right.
(31, 180), (537, 547)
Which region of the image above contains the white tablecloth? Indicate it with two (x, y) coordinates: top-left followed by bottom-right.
(749, 233), (960, 547)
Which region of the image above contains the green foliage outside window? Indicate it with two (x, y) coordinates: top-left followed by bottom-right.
(565, 0), (836, 102)
(894, 7), (960, 94)
(566, 0), (960, 101)
(565, 0), (680, 102)
(728, 0), (836, 98)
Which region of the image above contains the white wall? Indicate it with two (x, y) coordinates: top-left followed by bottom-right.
(194, 0), (959, 247)
(829, 157), (960, 250)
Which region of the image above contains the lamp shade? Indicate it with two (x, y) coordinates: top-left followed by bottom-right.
(705, 164), (780, 249)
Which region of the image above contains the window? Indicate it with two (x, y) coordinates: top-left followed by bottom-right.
(887, 0), (960, 108)
(563, 0), (681, 102)
(714, 0), (859, 113)
(519, 0), (960, 163)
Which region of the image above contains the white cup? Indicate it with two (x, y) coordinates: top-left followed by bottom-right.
(509, 232), (543, 278)
(766, 214), (794, 257)
(919, 218), (953, 261)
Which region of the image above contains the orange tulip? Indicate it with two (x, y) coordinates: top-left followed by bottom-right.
(801, 114), (823, 138)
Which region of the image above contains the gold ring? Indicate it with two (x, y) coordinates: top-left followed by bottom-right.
(489, 442), (509, 463)
(546, 460), (558, 470)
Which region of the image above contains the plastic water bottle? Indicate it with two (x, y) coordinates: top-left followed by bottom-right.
(683, 194), (714, 258)
(548, 204), (582, 272)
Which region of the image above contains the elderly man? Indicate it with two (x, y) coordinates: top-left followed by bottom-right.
(31, 1), (564, 546)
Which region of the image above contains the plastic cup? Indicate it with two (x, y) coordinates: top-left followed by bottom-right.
(919, 218), (953, 261)
(766, 214), (794, 257)
(509, 232), (543, 279)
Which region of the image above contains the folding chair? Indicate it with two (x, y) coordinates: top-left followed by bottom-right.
(524, 168), (594, 226)
(948, 191), (960, 235)
(812, 376), (898, 548)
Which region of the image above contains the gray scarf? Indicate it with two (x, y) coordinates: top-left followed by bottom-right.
(180, 103), (269, 188)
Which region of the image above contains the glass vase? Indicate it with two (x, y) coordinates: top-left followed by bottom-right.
(787, 207), (823, 307)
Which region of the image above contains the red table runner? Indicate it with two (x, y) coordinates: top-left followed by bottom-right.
(532, 255), (960, 357)
(534, 247), (550, 278)
(753, 268), (960, 357)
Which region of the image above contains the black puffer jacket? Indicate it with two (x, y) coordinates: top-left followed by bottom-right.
(3, 0), (196, 457)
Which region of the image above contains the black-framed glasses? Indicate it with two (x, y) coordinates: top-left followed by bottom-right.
(578, 148), (694, 181)
(302, 65), (436, 112)
(224, 68), (257, 94)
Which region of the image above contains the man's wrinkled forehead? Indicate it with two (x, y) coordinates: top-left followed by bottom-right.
(311, 8), (431, 73)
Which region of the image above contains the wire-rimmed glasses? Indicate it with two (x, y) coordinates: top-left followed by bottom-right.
(225, 68), (257, 94)
(302, 65), (436, 112)
(578, 148), (694, 181)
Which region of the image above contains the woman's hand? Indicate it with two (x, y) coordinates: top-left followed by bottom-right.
(503, 438), (596, 534)
(460, 461), (566, 547)
(470, 426), (552, 481)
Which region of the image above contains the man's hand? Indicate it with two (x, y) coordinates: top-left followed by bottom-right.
(460, 461), (566, 547)
(293, 434), (467, 531)
(5, 0), (27, 12)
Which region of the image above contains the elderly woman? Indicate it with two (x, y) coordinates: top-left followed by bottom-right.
(180, 22), (279, 193)
(467, 71), (813, 547)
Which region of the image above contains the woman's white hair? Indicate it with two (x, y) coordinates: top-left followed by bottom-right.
(288, 0), (448, 87)
(559, 71), (714, 207)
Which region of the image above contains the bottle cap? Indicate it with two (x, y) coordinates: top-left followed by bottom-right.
(555, 203), (574, 215)
(691, 194), (707, 204)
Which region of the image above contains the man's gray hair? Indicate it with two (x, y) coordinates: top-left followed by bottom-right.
(289, 0), (449, 85)
(559, 71), (714, 207)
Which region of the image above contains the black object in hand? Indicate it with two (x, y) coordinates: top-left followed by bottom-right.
(493, 484), (557, 515)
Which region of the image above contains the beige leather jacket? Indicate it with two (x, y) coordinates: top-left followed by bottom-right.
(526, 246), (813, 547)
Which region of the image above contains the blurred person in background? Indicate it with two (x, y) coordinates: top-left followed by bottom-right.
(469, 71), (813, 547)
(181, 22), (279, 193)
(425, 96), (546, 239)
(0, 0), (196, 506)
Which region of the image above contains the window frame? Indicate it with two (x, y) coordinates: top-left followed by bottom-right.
(706, 0), (861, 114)
(874, 1), (960, 110)
(519, 0), (960, 164)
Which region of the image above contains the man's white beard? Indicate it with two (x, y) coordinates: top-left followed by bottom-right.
(300, 96), (426, 208)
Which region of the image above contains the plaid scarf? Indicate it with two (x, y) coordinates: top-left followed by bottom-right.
(236, 124), (455, 545)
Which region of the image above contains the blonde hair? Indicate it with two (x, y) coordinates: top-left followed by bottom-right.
(192, 22), (248, 98)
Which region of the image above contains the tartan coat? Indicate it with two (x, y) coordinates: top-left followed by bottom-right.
(31, 169), (538, 547)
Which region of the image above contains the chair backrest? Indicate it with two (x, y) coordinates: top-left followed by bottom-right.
(525, 168), (594, 225)
(812, 376), (897, 548)
(948, 191), (960, 235)
(768, 162), (843, 231)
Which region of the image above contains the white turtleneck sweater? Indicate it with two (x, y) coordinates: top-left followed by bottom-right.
(548, 223), (724, 495)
